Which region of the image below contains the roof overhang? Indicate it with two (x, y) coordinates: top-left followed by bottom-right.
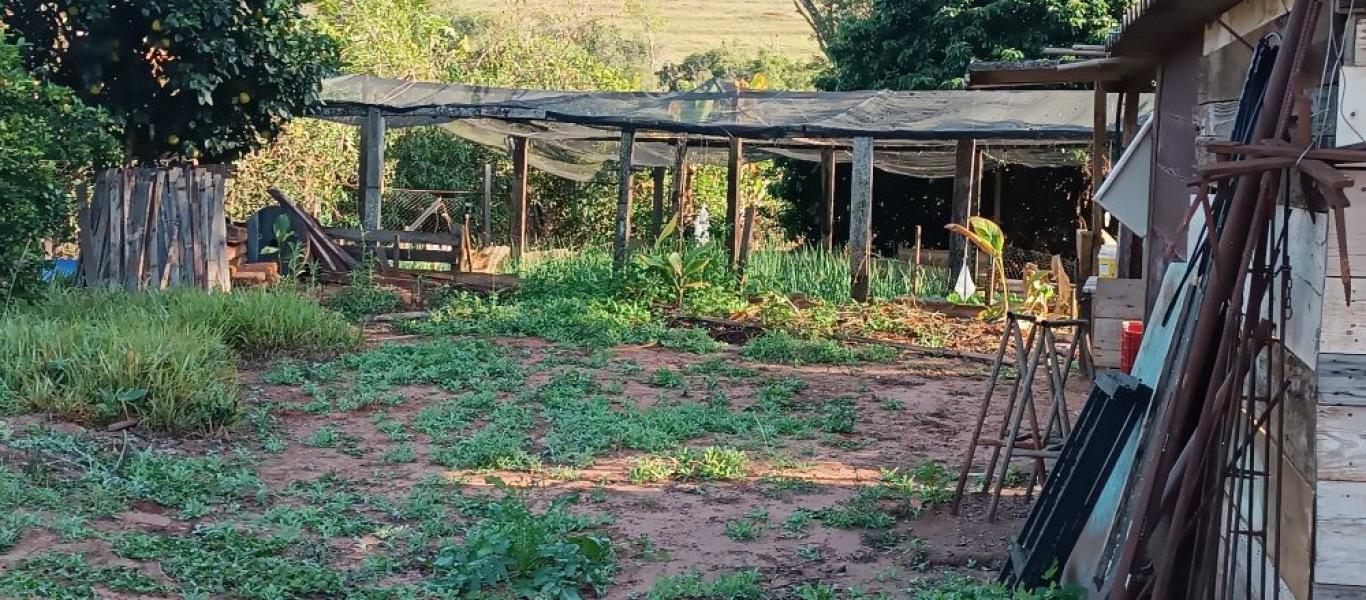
(1108, 0), (1243, 56)
(967, 57), (1157, 90)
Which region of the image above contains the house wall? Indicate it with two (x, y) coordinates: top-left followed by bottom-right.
(1315, 182), (1366, 598)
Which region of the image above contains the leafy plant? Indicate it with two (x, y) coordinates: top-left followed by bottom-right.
(430, 488), (616, 599)
(635, 217), (716, 309)
(1021, 262), (1056, 316)
(946, 217), (1008, 316)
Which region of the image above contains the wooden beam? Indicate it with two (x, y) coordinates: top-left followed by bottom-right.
(359, 107), (386, 231)
(726, 137), (744, 264)
(949, 139), (977, 284)
(613, 129), (635, 269)
(481, 163), (493, 245)
(849, 137), (874, 302)
(820, 148), (836, 251)
(651, 167), (666, 240)
(509, 136), (529, 260)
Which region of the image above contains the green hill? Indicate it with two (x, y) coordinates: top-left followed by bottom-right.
(443, 0), (822, 67)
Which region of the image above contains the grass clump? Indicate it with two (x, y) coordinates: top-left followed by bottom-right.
(740, 331), (898, 366)
(0, 287), (360, 432)
(0, 314), (238, 432)
(0, 552), (167, 598)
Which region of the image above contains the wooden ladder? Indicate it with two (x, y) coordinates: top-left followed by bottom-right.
(950, 311), (1094, 522)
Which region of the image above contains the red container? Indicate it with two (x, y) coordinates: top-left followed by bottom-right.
(1120, 320), (1145, 374)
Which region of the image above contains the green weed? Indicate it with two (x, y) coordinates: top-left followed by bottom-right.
(723, 509), (770, 542)
(641, 569), (765, 600)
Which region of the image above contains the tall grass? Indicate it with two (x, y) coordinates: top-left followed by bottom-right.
(744, 249), (950, 304)
(0, 287), (361, 432)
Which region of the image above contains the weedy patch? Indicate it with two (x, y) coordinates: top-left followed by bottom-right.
(724, 509), (771, 542)
(740, 331), (899, 366)
(429, 484), (616, 598)
(639, 569), (765, 600)
(628, 447), (749, 483)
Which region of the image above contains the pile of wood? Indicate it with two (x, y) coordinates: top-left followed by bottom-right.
(77, 166), (231, 291)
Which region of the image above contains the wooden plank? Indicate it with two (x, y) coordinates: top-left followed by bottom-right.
(738, 204), (756, 278)
(1321, 279), (1366, 354)
(849, 137), (874, 302)
(360, 107), (386, 231)
(123, 171), (152, 290)
(326, 228), (465, 247)
(1317, 480), (1366, 586)
(820, 148), (836, 251)
(1319, 404), (1366, 481)
(190, 168), (207, 288)
(1093, 277), (1146, 319)
(209, 172), (229, 291)
(339, 245), (460, 264)
(509, 136), (529, 260)
(1092, 317), (1124, 368)
(949, 139), (977, 283)
(1315, 583), (1366, 599)
(107, 170), (126, 285)
(175, 168), (195, 287)
(726, 137), (743, 264)
(613, 129), (635, 269)
(1321, 353), (1366, 407)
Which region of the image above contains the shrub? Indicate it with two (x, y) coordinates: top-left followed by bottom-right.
(0, 37), (118, 303)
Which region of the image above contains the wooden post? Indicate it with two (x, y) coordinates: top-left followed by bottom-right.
(1089, 86), (1107, 230)
(359, 108), (386, 231)
(1122, 90), (1140, 146)
(913, 224), (923, 297)
(481, 162), (493, 245)
(670, 136), (690, 244)
(726, 137), (744, 264)
(651, 166), (666, 239)
(993, 167), (1003, 221)
(849, 137), (874, 302)
(971, 146), (984, 279)
(949, 139), (977, 285)
(613, 129), (636, 269)
(738, 204), (757, 282)
(820, 148), (836, 251)
(1082, 85), (1109, 281)
(509, 136), (529, 260)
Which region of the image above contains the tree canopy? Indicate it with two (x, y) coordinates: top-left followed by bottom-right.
(2, 0), (338, 164)
(0, 35), (117, 300)
(819, 0), (1126, 90)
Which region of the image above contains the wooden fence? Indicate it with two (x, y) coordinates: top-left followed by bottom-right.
(77, 166), (230, 291)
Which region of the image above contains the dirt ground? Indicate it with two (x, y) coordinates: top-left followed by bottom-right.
(1, 327), (1089, 598)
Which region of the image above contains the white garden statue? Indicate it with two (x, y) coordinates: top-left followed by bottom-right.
(693, 205), (711, 245)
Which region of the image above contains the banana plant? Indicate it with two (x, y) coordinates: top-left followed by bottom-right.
(635, 215), (713, 309)
(945, 216), (1008, 316)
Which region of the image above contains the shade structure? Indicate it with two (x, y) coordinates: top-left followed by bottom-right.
(313, 75), (1150, 181)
